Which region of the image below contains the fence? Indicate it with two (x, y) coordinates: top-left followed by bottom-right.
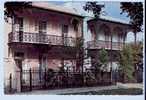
(6, 68), (112, 93)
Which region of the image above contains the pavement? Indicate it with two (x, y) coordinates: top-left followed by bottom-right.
(116, 82), (143, 89)
(15, 83), (143, 95)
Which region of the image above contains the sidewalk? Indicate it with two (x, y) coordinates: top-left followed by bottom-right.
(116, 82), (143, 89)
(16, 83), (143, 95)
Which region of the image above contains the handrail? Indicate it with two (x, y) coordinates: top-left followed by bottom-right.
(9, 32), (77, 47)
(87, 40), (124, 50)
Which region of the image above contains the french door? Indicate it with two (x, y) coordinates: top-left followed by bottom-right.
(62, 25), (68, 46)
(15, 17), (23, 42)
(39, 21), (47, 43)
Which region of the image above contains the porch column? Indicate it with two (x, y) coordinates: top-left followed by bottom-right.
(110, 32), (113, 83)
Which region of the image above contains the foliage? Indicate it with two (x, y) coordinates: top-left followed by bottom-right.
(83, 1), (104, 18)
(119, 45), (134, 81)
(4, 2), (31, 22)
(99, 48), (108, 66)
(130, 42), (143, 70)
(120, 2), (143, 33)
(94, 48), (108, 72)
(58, 66), (65, 73)
(76, 37), (84, 70)
(120, 2), (143, 43)
(76, 37), (84, 50)
(46, 69), (55, 82)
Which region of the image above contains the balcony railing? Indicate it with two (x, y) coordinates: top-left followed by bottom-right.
(8, 32), (76, 47)
(87, 40), (124, 50)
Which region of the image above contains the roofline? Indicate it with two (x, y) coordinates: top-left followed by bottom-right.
(31, 5), (84, 18)
(87, 18), (132, 26)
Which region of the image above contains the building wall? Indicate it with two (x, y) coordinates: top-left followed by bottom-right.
(14, 8), (83, 38)
(4, 7), (83, 91)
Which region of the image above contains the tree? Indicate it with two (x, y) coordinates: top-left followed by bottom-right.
(76, 37), (84, 71)
(130, 42), (143, 82)
(4, 2), (31, 22)
(83, 1), (104, 18)
(119, 45), (134, 82)
(94, 48), (108, 82)
(98, 48), (108, 71)
(120, 2), (143, 44)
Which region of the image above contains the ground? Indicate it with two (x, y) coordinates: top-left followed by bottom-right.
(11, 82), (143, 95)
(61, 88), (142, 95)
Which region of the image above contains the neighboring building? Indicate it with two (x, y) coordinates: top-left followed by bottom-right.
(86, 16), (132, 72)
(4, 2), (84, 92)
(62, 2), (132, 72)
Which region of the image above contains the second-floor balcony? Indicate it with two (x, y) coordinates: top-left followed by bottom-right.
(87, 40), (124, 50)
(8, 32), (76, 47)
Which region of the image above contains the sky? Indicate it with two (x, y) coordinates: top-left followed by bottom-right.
(50, 1), (144, 43)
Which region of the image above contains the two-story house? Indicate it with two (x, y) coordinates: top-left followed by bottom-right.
(86, 16), (131, 74)
(4, 2), (84, 92)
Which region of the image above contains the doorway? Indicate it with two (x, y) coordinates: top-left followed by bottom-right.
(39, 54), (47, 82)
(39, 21), (47, 43)
(15, 17), (23, 42)
(14, 52), (24, 92)
(62, 24), (68, 46)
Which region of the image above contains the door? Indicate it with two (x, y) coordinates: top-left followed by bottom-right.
(62, 25), (68, 46)
(15, 17), (23, 42)
(39, 54), (47, 82)
(14, 52), (24, 91)
(39, 21), (47, 43)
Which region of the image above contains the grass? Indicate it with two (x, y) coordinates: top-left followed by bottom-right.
(61, 88), (143, 95)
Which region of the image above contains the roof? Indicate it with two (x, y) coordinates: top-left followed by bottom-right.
(31, 2), (84, 18)
(88, 15), (131, 26)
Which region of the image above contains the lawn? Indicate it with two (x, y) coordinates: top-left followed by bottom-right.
(61, 88), (143, 95)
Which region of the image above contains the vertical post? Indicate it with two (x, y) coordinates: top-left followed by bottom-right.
(44, 67), (46, 88)
(39, 54), (42, 84)
(12, 15), (15, 33)
(9, 73), (12, 93)
(66, 67), (69, 87)
(29, 68), (32, 91)
(110, 32), (113, 84)
(20, 68), (22, 92)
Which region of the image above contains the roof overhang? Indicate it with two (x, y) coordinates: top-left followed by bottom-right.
(87, 17), (132, 27)
(31, 3), (84, 18)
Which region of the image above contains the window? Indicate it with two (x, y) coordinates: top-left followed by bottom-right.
(62, 25), (68, 46)
(62, 25), (68, 34)
(39, 21), (47, 33)
(14, 17), (23, 32)
(35, 21), (38, 31)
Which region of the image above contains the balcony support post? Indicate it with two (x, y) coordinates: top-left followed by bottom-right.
(110, 33), (113, 84)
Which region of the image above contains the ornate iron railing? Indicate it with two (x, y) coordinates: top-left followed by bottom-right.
(5, 68), (112, 93)
(8, 32), (76, 47)
(87, 40), (124, 50)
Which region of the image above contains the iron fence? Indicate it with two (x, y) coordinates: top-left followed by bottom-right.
(87, 40), (124, 50)
(6, 68), (112, 93)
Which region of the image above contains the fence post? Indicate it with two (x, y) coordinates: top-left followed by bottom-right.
(66, 67), (69, 88)
(9, 73), (12, 93)
(29, 68), (32, 91)
(44, 68), (46, 88)
(20, 69), (22, 92)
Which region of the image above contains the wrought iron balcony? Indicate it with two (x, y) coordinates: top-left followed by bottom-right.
(87, 40), (124, 50)
(8, 32), (76, 47)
